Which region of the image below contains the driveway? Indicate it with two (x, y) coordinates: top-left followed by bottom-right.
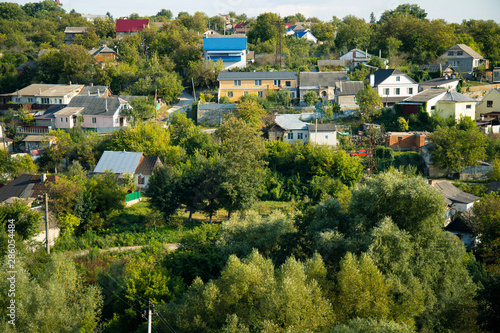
(164, 91), (195, 120)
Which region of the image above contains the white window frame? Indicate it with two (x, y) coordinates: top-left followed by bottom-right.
(234, 80), (241, 86)
(408, 88), (413, 94)
(227, 91), (233, 97)
(395, 88), (400, 95)
(396, 76), (401, 82)
(257, 91), (263, 98)
(274, 79), (281, 86)
(91, 117), (97, 124)
(255, 80), (262, 86)
(384, 88), (389, 95)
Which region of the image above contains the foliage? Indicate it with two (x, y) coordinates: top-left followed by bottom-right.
(0, 252), (102, 332)
(303, 90), (320, 106)
(128, 97), (156, 120)
(0, 199), (41, 240)
(355, 84), (382, 122)
(472, 192), (500, 246)
(429, 120), (488, 175)
(247, 12), (281, 44)
(235, 99), (265, 127)
(331, 318), (415, 333)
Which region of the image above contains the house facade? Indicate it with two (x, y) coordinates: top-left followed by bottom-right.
(308, 123), (337, 146)
(299, 71), (348, 102)
(385, 131), (428, 150)
(203, 37), (247, 69)
(89, 46), (118, 63)
(368, 69), (419, 106)
(335, 81), (364, 110)
(476, 88), (500, 118)
(438, 44), (488, 79)
(218, 71), (298, 102)
(64, 27), (88, 44)
(8, 84), (84, 105)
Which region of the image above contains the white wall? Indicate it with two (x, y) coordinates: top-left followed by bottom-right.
(309, 130), (337, 146)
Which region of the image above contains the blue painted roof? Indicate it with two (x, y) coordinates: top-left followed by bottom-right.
(203, 37), (247, 51)
(295, 31), (308, 38)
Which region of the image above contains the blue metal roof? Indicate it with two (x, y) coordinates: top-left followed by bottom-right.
(208, 56), (241, 62)
(295, 31), (308, 38)
(203, 37), (247, 51)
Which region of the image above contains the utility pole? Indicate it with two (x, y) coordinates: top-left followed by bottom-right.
(191, 77), (197, 101)
(147, 301), (152, 333)
(44, 193), (50, 254)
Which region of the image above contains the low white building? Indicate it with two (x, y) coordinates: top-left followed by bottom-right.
(368, 69), (418, 106)
(308, 123), (337, 146)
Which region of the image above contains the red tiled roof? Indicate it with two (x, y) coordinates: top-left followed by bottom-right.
(115, 19), (150, 33)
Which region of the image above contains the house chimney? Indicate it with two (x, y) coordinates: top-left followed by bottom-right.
(105, 99), (108, 111)
(69, 81), (71, 85)
(90, 83), (93, 87)
(369, 74), (375, 87)
(41, 173), (46, 182)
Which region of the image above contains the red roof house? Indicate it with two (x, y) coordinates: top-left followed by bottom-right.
(115, 19), (150, 39)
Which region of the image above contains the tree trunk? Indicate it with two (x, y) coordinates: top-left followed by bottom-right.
(227, 211), (231, 220)
(188, 210), (192, 223)
(209, 213), (213, 224)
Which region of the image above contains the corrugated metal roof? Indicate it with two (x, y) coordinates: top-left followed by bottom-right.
(64, 27), (88, 34)
(433, 181), (479, 204)
(135, 156), (162, 175)
(203, 37), (247, 51)
(94, 151), (143, 174)
(218, 71), (298, 80)
(300, 71), (348, 87)
(10, 84), (84, 97)
(439, 91), (477, 103)
(274, 114), (308, 130)
(403, 89), (447, 102)
(337, 81), (364, 96)
(308, 123), (337, 131)
(68, 96), (127, 116)
(419, 77), (460, 87)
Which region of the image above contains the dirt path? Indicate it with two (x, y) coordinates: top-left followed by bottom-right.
(71, 243), (179, 257)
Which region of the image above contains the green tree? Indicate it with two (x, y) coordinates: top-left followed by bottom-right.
(217, 115), (267, 215)
(156, 71), (183, 104)
(146, 166), (182, 220)
(303, 90), (320, 106)
(236, 99), (265, 127)
(331, 318), (415, 333)
(429, 121), (488, 175)
(0, 199), (41, 240)
(355, 84), (382, 122)
(472, 192), (500, 246)
(128, 97), (156, 120)
(0, 253), (102, 332)
(247, 12), (281, 44)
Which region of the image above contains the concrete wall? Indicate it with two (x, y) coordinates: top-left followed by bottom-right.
(197, 108), (235, 125)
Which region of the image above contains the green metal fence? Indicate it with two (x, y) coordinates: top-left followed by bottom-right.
(125, 191), (141, 202)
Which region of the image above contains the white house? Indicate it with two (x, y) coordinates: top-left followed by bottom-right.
(274, 114), (309, 144)
(368, 69), (419, 106)
(8, 84), (84, 105)
(93, 151), (163, 189)
(308, 123), (337, 146)
(400, 89), (476, 120)
(203, 36), (247, 69)
(63, 96), (130, 132)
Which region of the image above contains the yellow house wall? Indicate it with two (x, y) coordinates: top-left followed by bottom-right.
(439, 101), (476, 120)
(476, 89), (500, 118)
(219, 78), (297, 102)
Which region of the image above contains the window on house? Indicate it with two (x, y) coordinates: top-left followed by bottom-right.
(408, 88), (413, 94)
(227, 91), (233, 97)
(234, 80), (241, 86)
(466, 104), (472, 109)
(487, 101), (493, 107)
(28, 98), (33, 103)
(325, 135), (329, 139)
(287, 132), (293, 140)
(448, 51), (454, 56)
(290, 91), (296, 98)
(65, 117), (68, 123)
(285, 81), (291, 87)
(274, 80), (281, 86)
(396, 76), (400, 82)
(255, 80), (262, 86)
(457, 51), (463, 56)
(243, 91), (248, 96)
(258, 91), (263, 98)
(431, 106), (436, 110)
(59, 99), (62, 103)
(116, 118), (119, 124)
(60, 117), (63, 122)
(91, 117), (97, 124)
(384, 88), (390, 95)
(138, 175), (145, 185)
(395, 88), (400, 95)
(41, 98), (49, 104)
(297, 133), (303, 140)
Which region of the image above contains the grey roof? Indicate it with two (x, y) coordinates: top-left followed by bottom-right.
(318, 59), (346, 67)
(135, 156), (162, 176)
(444, 214), (474, 233)
(16, 61), (37, 71)
(300, 71), (348, 88)
(217, 71), (298, 81)
(54, 107), (84, 116)
(64, 27), (88, 34)
(433, 181), (479, 204)
(439, 91), (476, 103)
(118, 95), (146, 102)
(10, 84), (84, 97)
(34, 105), (67, 120)
(419, 77), (460, 87)
(419, 64), (441, 72)
(487, 181), (500, 194)
(68, 96), (127, 116)
(88, 46), (117, 57)
(79, 85), (110, 97)
(94, 151), (144, 174)
(369, 69), (415, 87)
(337, 81), (364, 96)
(198, 103), (237, 110)
(403, 89), (447, 103)
(307, 123), (337, 132)
(274, 114), (308, 130)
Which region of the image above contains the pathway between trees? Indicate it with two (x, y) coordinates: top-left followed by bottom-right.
(70, 243), (179, 257)
(164, 91), (194, 120)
